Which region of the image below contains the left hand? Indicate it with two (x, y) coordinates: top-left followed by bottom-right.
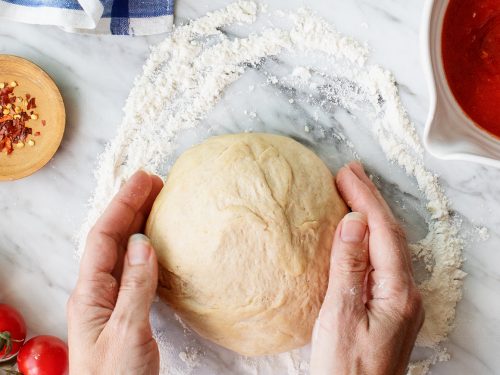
(67, 171), (163, 375)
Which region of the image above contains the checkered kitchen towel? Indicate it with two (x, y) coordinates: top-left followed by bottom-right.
(0, 0), (174, 35)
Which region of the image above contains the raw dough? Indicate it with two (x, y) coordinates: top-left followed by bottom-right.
(146, 133), (348, 356)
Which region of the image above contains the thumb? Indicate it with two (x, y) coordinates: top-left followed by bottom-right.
(113, 234), (158, 327)
(310, 212), (369, 375)
(325, 211), (369, 313)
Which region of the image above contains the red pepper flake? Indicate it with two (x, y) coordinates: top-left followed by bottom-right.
(41, 120), (46, 126)
(27, 97), (36, 110)
(0, 87), (14, 106)
(0, 82), (40, 154)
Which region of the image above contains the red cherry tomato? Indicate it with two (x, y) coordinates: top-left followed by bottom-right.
(17, 335), (68, 375)
(0, 304), (27, 362)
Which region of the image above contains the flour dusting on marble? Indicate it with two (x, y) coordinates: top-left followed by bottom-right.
(78, 2), (466, 374)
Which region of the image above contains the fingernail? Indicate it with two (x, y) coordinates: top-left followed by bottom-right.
(341, 212), (367, 243)
(128, 234), (151, 265)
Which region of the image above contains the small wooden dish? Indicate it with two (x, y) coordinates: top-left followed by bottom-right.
(0, 55), (65, 181)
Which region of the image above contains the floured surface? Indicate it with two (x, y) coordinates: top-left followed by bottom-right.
(78, 2), (470, 373)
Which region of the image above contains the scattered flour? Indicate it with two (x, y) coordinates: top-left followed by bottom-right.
(268, 75), (279, 84)
(179, 347), (201, 368)
(78, 2), (468, 374)
(291, 66), (312, 82)
(475, 226), (489, 241)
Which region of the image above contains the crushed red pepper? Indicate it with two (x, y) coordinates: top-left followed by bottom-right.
(0, 81), (45, 155)
(27, 97), (36, 110)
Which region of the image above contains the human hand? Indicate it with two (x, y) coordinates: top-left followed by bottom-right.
(310, 162), (424, 375)
(67, 171), (163, 375)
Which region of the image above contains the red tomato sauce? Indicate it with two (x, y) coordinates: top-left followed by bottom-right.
(442, 0), (500, 138)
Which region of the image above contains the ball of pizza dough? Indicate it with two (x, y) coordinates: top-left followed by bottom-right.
(146, 133), (348, 356)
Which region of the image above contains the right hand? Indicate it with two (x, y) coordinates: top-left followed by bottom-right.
(310, 162), (424, 375)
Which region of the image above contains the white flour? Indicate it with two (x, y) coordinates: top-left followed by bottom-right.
(78, 2), (468, 374)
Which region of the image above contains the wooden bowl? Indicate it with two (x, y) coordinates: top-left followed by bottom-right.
(0, 55), (65, 181)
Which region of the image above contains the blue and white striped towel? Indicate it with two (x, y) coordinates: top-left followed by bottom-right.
(0, 0), (174, 35)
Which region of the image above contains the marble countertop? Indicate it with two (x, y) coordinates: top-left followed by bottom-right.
(1, 0), (500, 374)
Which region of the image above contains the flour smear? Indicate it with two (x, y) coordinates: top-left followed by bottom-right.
(78, 2), (466, 374)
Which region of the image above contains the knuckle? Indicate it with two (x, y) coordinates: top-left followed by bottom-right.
(413, 289), (424, 310)
(86, 273), (119, 294)
(66, 289), (92, 319)
(86, 228), (102, 249)
(69, 274), (119, 312)
(412, 290), (425, 324)
(67, 287), (89, 309)
(335, 249), (368, 273)
(400, 288), (424, 322)
(87, 225), (102, 242)
(122, 273), (149, 291)
(87, 225), (120, 248)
